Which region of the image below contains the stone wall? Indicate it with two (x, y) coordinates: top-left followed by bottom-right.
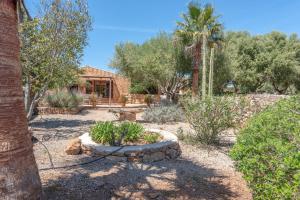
(237, 94), (288, 125)
(79, 129), (181, 163)
(37, 106), (83, 115)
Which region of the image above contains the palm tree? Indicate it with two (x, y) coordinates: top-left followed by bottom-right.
(176, 2), (222, 98)
(0, 0), (42, 199)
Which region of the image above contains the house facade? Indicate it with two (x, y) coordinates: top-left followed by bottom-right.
(75, 66), (130, 105)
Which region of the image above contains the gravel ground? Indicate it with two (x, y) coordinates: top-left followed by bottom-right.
(31, 108), (252, 200)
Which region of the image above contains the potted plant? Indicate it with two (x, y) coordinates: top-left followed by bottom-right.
(121, 95), (128, 107)
(144, 94), (153, 107)
(90, 93), (97, 108)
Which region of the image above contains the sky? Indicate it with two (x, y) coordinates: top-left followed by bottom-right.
(25, 0), (300, 72)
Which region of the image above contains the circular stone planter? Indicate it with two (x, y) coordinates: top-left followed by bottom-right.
(79, 129), (181, 162)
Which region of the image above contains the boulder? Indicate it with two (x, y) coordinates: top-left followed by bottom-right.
(143, 152), (165, 162)
(119, 112), (136, 121)
(166, 148), (179, 159)
(65, 138), (82, 155)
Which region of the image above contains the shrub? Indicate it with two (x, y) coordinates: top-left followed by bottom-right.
(121, 95), (128, 103)
(118, 121), (144, 142)
(142, 104), (185, 123)
(47, 91), (83, 109)
(144, 95), (153, 107)
(90, 121), (116, 145)
(181, 96), (234, 144)
(230, 96), (300, 199)
(143, 133), (160, 144)
(90, 121), (144, 146)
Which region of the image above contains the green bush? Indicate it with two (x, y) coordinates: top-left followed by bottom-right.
(144, 94), (154, 106)
(181, 96), (235, 144)
(143, 133), (160, 144)
(230, 96), (300, 200)
(90, 121), (116, 145)
(142, 104), (185, 123)
(90, 121), (144, 146)
(47, 91), (83, 109)
(118, 121), (144, 142)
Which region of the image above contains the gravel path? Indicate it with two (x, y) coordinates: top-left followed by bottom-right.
(31, 109), (252, 200)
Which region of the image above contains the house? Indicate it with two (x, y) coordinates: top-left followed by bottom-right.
(74, 66), (131, 105)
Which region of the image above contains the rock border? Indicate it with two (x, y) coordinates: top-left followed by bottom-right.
(37, 106), (84, 115)
(79, 129), (181, 162)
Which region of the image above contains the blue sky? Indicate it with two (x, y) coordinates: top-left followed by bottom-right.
(26, 0), (300, 72)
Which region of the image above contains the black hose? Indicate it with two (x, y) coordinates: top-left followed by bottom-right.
(33, 136), (124, 171)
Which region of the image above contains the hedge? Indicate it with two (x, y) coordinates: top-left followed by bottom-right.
(230, 96), (300, 199)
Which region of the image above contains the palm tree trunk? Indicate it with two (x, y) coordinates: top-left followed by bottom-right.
(192, 43), (201, 96)
(201, 31), (207, 99)
(208, 47), (215, 97)
(0, 0), (42, 199)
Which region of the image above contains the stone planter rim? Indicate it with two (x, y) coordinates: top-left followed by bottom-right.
(79, 128), (179, 156)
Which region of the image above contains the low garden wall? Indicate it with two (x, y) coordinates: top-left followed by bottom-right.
(236, 94), (287, 125)
(37, 106), (84, 115)
(79, 129), (181, 162)
(127, 94), (160, 104)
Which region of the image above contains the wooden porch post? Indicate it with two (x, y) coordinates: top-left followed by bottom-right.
(92, 80), (95, 94)
(109, 78), (112, 107)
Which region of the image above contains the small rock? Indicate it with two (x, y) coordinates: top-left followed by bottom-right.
(65, 138), (81, 155)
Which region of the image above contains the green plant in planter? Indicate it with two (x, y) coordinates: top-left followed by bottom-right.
(90, 121), (116, 145)
(144, 95), (153, 107)
(89, 94), (97, 108)
(121, 95), (128, 107)
(143, 133), (160, 144)
(90, 121), (144, 146)
(118, 121), (144, 142)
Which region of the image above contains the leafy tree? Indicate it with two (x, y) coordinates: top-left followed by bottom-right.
(20, 0), (91, 119)
(110, 33), (192, 100)
(225, 31), (300, 94)
(175, 2), (222, 98)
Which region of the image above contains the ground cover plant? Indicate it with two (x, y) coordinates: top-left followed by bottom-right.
(142, 104), (185, 123)
(90, 121), (161, 146)
(230, 96), (300, 199)
(46, 91), (83, 109)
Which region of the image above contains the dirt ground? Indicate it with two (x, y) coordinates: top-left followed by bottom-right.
(30, 109), (252, 200)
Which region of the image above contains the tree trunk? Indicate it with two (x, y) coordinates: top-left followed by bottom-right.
(201, 31), (207, 99)
(208, 47), (214, 97)
(0, 0), (42, 199)
(192, 43), (201, 96)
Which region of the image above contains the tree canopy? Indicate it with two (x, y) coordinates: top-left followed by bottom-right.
(110, 33), (192, 99)
(20, 0), (91, 119)
(225, 31), (300, 94)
